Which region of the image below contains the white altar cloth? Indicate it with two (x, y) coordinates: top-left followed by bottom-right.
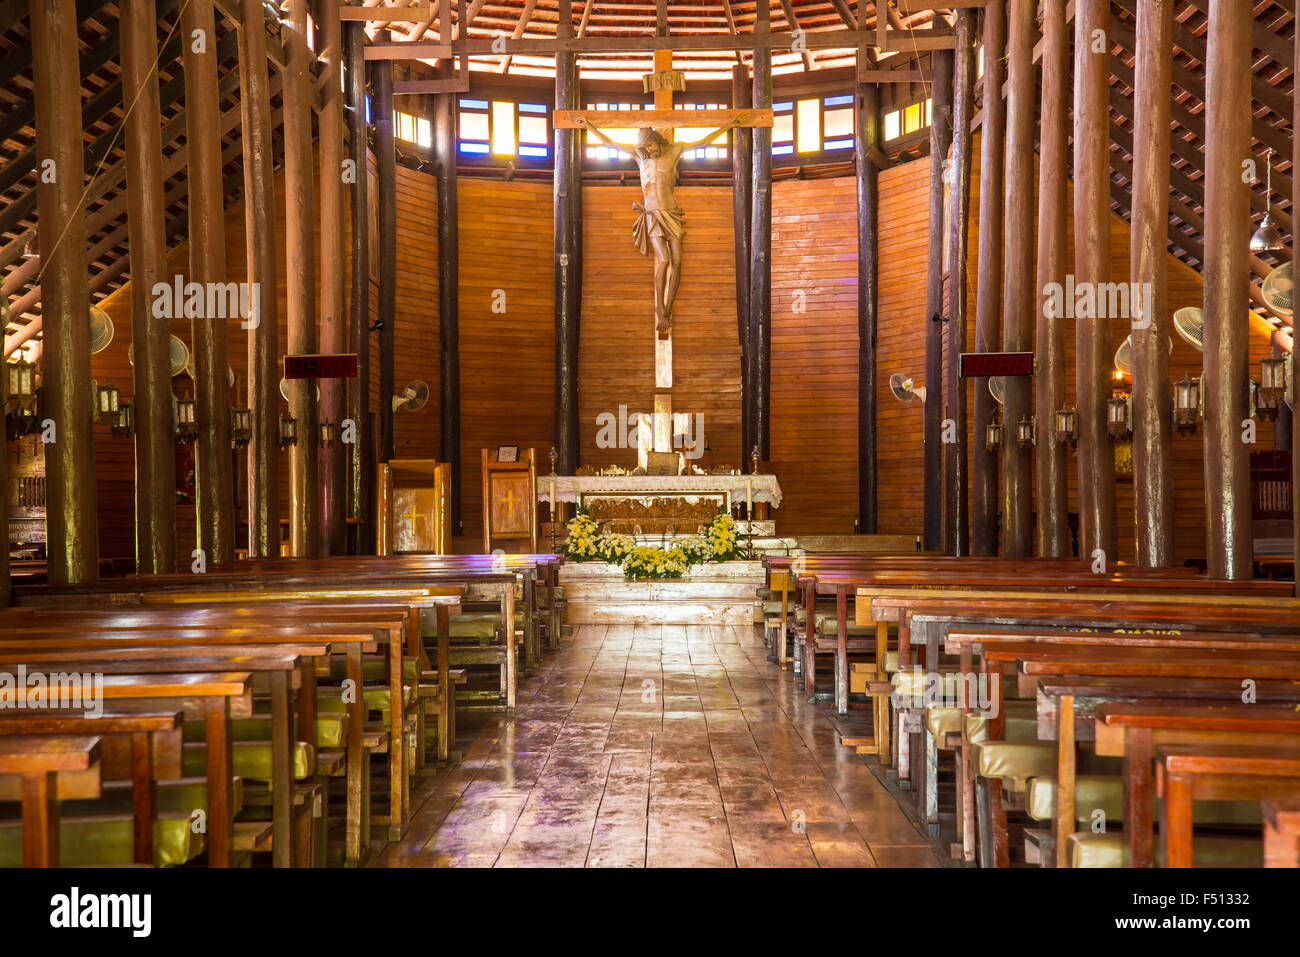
(536, 474), (783, 508)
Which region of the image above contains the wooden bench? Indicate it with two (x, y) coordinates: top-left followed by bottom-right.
(0, 735), (101, 867)
(1263, 795), (1300, 867)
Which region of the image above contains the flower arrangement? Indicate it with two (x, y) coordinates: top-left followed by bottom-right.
(562, 512), (603, 561)
(704, 511), (741, 562)
(563, 509), (745, 579)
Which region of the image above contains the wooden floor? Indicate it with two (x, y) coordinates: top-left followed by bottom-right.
(375, 623), (943, 867)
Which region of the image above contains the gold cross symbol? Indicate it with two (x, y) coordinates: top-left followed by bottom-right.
(502, 488), (520, 520)
(402, 503), (423, 526)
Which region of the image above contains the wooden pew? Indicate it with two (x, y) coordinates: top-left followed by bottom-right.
(0, 711), (180, 866)
(1263, 795), (1300, 867)
(1095, 701), (1300, 868)
(1156, 744), (1300, 868)
(0, 735), (101, 867)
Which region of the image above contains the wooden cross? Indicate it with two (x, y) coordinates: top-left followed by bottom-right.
(556, 51), (771, 450)
(502, 488), (520, 520)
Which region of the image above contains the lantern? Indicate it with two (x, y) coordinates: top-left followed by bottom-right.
(111, 401), (133, 439)
(1054, 407), (1077, 448)
(1173, 374), (1200, 435)
(278, 414), (298, 448)
(319, 419), (336, 448)
(7, 357), (36, 415)
(1016, 415), (1035, 449)
(231, 408), (252, 448)
(1257, 354), (1286, 420)
(96, 382), (120, 424)
(984, 417), (1003, 451)
(175, 396), (197, 442)
(1107, 394), (1131, 438)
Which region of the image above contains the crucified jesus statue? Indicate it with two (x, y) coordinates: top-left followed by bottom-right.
(574, 115), (751, 337)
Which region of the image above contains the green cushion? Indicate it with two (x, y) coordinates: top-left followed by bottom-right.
(0, 814), (203, 867)
(449, 613), (499, 639)
(815, 614), (874, 637)
(966, 700), (1038, 745)
(183, 741), (316, 782)
(1026, 775), (1124, 823)
(318, 684), (413, 718)
(973, 741), (1055, 792)
(1069, 831), (1263, 868)
(230, 715), (348, 750)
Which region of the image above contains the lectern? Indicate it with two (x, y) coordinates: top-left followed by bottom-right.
(376, 458), (452, 554)
(482, 447), (537, 553)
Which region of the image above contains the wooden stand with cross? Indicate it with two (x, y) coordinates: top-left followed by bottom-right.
(555, 51), (772, 465)
(376, 458), (453, 554)
(481, 448), (538, 553)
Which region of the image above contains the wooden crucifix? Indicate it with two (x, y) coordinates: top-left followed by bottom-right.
(555, 51), (772, 355)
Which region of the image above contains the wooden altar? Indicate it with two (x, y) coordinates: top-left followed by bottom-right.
(537, 474), (782, 535)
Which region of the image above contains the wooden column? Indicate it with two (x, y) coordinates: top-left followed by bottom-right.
(1131, 0), (1175, 567)
(1074, 0), (1117, 566)
(239, 0), (280, 558)
(182, 0), (234, 567)
(435, 79), (462, 531)
(945, 14), (976, 556)
(345, 21), (371, 554)
(283, 0), (319, 557)
(1001, 0), (1034, 556)
(1035, 0), (1069, 557)
(371, 37), (396, 463)
(1202, 0), (1252, 580)
(29, 0), (96, 587)
(925, 50), (953, 553)
(733, 64), (752, 460)
(972, 0), (1005, 556)
(317, 0), (347, 555)
(122, 0), (176, 572)
(856, 68), (880, 535)
(749, 2), (772, 461)
(554, 47), (580, 475)
(1295, 15), (1300, 597)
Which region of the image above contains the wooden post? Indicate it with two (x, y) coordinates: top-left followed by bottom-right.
(1203, 0), (1252, 580)
(284, 0), (320, 557)
(1295, 12), (1300, 598)
(318, 0), (348, 555)
(29, 0), (97, 587)
(238, 0), (281, 558)
(924, 49), (953, 553)
(856, 66), (880, 535)
(733, 63), (752, 461)
(1035, 0), (1069, 557)
(972, 0), (1005, 557)
(1001, 0), (1034, 557)
(1131, 0), (1175, 567)
(122, 0), (177, 572)
(750, 0), (772, 461)
(182, 0), (234, 567)
(1074, 0), (1117, 567)
(345, 21), (372, 554)
(435, 76), (462, 532)
(946, 14), (975, 556)
(554, 46), (580, 475)
(371, 36), (397, 463)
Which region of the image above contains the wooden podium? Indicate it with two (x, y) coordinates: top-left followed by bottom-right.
(376, 458), (452, 555)
(482, 448), (537, 553)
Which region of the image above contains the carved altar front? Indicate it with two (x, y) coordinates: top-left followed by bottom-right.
(537, 474), (782, 535)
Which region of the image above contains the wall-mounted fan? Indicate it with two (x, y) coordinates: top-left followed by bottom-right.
(989, 375), (1005, 405)
(279, 377), (320, 402)
(1172, 307), (1205, 352)
(1114, 332), (1172, 376)
(392, 380), (429, 412)
(1262, 262), (1293, 319)
(88, 305), (114, 355)
(889, 373), (927, 405)
(127, 335), (189, 377)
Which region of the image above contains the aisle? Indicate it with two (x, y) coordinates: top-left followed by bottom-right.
(376, 623), (942, 867)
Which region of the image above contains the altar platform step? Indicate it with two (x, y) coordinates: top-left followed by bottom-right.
(560, 561), (764, 626)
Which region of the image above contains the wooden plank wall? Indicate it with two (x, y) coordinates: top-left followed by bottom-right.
(79, 142), (1281, 567)
(578, 185), (742, 477)
(771, 176), (860, 533)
